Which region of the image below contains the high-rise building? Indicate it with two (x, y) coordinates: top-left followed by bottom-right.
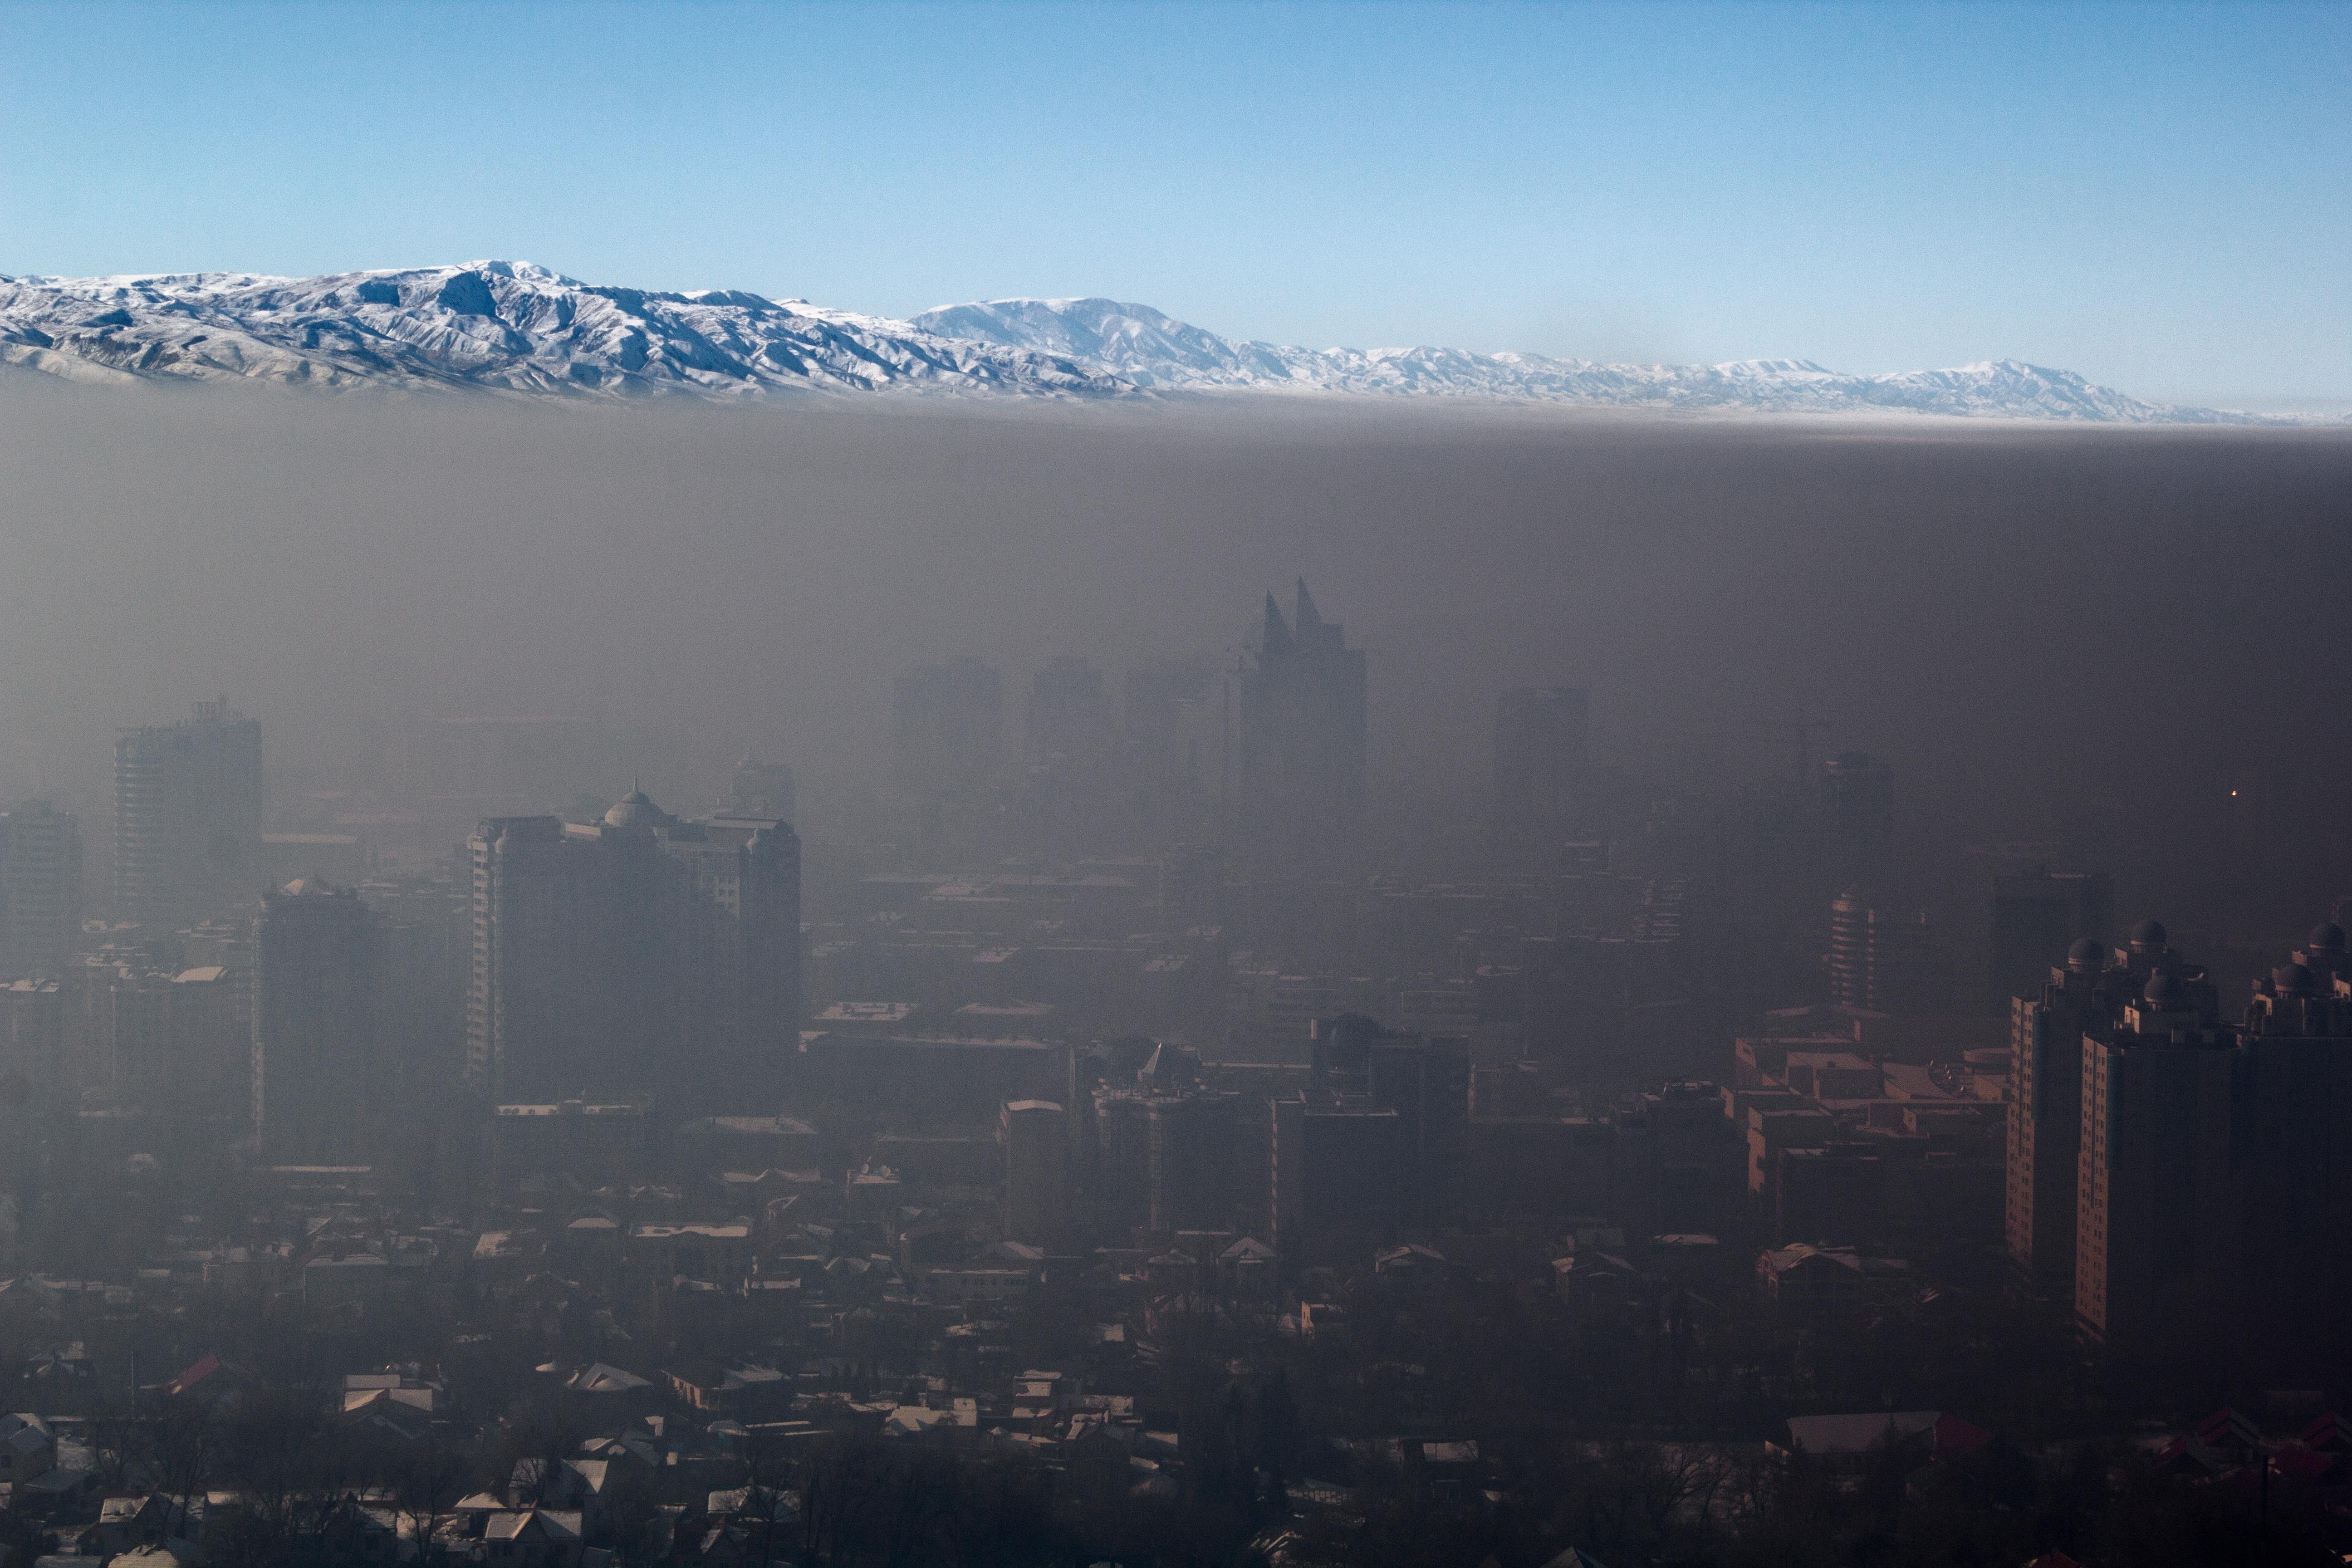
(2073, 942), (2238, 1352)
(1237, 581), (1366, 870)
(1147, 1092), (1240, 1233)
(2004, 934), (2139, 1283)
(2231, 925), (2352, 1361)
(114, 698), (263, 924)
(893, 658), (1002, 795)
(2013, 917), (2352, 1368)
(1826, 889), (1946, 1013)
(1490, 686), (1588, 871)
(466, 791), (802, 1107)
(252, 878), (384, 1161)
(1001, 1098), (1070, 1245)
(1990, 867), (2112, 1011)
(0, 802), (82, 976)
(1086, 1044), (1243, 1236)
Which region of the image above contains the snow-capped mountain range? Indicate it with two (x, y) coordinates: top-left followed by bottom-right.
(0, 260), (2281, 422)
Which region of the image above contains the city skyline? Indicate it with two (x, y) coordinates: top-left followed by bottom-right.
(0, 7), (2347, 1559)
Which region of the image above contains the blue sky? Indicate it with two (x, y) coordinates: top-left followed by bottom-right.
(0, 1), (2344, 407)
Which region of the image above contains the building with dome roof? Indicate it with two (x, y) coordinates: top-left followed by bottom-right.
(466, 789), (800, 1107)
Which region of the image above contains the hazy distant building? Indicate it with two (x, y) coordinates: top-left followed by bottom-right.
(399, 714), (617, 843)
(801, 1031), (1072, 1126)
(252, 878), (384, 1161)
(466, 791), (803, 1106)
(1025, 657), (1115, 764)
(1490, 686), (1588, 871)
(723, 757), (797, 823)
(894, 658), (1002, 794)
(1990, 867), (2112, 1010)
(1237, 581), (1366, 869)
(0, 801), (82, 975)
(1125, 659), (1225, 789)
(1821, 751), (1893, 892)
(113, 698), (263, 924)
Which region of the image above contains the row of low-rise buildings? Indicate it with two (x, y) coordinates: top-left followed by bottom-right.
(1727, 1012), (2010, 1250)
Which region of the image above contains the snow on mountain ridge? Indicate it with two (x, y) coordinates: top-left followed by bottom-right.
(911, 297), (2256, 422)
(0, 263), (2289, 422)
(0, 262), (1126, 398)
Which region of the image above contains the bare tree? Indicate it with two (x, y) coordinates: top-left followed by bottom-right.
(385, 1442), (470, 1568)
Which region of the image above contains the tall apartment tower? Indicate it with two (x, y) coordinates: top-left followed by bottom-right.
(893, 658), (1002, 795)
(2073, 922), (2237, 1351)
(2004, 935), (2138, 1283)
(114, 698), (263, 924)
(0, 802), (83, 975)
(252, 878), (384, 1161)
(1490, 686), (1588, 872)
(2232, 924), (2352, 1362)
(1237, 581), (1367, 870)
(467, 791), (802, 1107)
(1001, 1098), (1070, 1245)
(1826, 889), (1945, 1013)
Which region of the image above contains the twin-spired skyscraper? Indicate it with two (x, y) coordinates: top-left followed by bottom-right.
(1236, 580), (1367, 872)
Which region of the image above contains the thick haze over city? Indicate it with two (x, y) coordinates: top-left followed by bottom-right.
(0, 6), (2347, 1568)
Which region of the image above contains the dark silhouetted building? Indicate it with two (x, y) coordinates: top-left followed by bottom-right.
(466, 791), (802, 1107)
(252, 877), (384, 1161)
(114, 698), (263, 923)
(1272, 1014), (1469, 1262)
(2073, 924), (2234, 1351)
(2233, 924), (2352, 1364)
(1002, 1098), (1070, 1245)
(2004, 934), (2137, 1283)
